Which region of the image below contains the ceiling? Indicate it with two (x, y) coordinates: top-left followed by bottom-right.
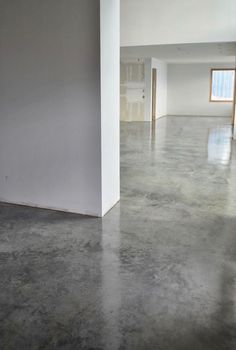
(121, 42), (236, 64)
(121, 0), (236, 47)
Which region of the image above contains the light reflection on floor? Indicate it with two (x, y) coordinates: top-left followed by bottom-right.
(208, 125), (232, 165)
(1, 116), (236, 350)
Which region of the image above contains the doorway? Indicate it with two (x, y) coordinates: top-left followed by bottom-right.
(152, 68), (157, 121)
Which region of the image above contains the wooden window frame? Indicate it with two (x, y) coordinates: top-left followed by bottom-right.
(209, 68), (236, 103)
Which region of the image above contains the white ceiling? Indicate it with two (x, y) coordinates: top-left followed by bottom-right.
(121, 42), (236, 64)
(121, 0), (236, 47)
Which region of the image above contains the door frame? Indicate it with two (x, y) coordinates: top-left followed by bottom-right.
(232, 69), (236, 129)
(152, 68), (157, 121)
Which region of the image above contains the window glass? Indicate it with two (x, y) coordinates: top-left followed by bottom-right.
(211, 70), (235, 102)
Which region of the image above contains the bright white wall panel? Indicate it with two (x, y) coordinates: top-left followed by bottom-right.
(167, 63), (234, 117)
(121, 0), (236, 47)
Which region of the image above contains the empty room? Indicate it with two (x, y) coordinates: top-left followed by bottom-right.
(0, 1), (236, 350)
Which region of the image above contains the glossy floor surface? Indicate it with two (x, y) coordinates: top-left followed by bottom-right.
(1, 116), (236, 350)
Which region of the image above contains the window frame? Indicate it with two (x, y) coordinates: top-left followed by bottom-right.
(209, 68), (235, 103)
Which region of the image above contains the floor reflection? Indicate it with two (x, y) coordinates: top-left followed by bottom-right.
(150, 117), (167, 151)
(208, 125), (232, 165)
(102, 205), (121, 350)
(1, 116), (236, 350)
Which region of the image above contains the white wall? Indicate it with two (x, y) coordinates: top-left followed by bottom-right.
(234, 114), (236, 140)
(121, 0), (236, 47)
(234, 73), (236, 140)
(144, 58), (152, 121)
(0, 0), (120, 217)
(167, 63), (234, 117)
(145, 58), (167, 121)
(100, 0), (120, 216)
(234, 101), (236, 140)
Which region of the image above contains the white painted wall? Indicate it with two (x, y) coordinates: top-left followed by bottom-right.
(234, 102), (236, 140)
(0, 0), (120, 217)
(145, 58), (167, 121)
(100, 0), (120, 216)
(144, 58), (152, 121)
(121, 0), (236, 47)
(234, 73), (236, 140)
(167, 63), (234, 117)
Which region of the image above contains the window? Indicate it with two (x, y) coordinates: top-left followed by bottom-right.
(210, 69), (235, 102)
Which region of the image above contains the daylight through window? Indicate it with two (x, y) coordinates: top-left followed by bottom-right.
(210, 69), (235, 102)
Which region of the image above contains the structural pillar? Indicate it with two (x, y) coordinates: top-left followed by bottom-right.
(0, 0), (120, 217)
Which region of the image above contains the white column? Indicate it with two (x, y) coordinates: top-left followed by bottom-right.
(0, 0), (120, 217)
(100, 0), (120, 216)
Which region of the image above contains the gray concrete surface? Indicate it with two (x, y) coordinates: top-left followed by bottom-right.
(0, 116), (236, 349)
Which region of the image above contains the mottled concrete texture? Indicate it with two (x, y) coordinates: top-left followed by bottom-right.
(1, 116), (236, 350)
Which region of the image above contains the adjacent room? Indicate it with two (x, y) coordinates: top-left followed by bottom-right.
(120, 42), (236, 121)
(0, 1), (236, 350)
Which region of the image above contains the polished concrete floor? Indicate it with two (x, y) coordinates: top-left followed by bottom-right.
(1, 116), (236, 350)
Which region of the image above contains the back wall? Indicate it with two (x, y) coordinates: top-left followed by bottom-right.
(167, 63), (234, 117)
